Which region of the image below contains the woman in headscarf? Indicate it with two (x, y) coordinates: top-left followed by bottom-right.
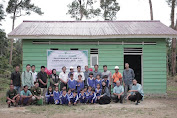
(97, 81), (111, 104)
(49, 69), (60, 89)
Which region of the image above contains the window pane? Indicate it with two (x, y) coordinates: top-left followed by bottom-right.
(92, 56), (97, 66)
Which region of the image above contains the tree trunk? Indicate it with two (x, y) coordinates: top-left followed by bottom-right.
(9, 12), (16, 65)
(171, 0), (176, 76)
(149, 0), (153, 20)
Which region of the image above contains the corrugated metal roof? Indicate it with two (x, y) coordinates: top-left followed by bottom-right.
(8, 20), (177, 39)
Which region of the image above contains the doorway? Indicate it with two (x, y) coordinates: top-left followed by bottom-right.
(124, 55), (142, 84)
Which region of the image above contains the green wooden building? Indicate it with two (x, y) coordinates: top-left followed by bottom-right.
(8, 20), (177, 94)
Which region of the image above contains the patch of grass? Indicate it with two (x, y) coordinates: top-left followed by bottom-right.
(167, 86), (177, 92)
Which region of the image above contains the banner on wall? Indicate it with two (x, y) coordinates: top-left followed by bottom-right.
(47, 50), (88, 72)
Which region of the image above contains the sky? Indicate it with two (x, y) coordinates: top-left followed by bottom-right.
(0, 0), (176, 34)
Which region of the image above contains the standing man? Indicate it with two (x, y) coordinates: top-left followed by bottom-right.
(112, 66), (122, 86)
(11, 65), (21, 94)
(74, 65), (85, 81)
(84, 65), (90, 86)
(59, 66), (68, 90)
(112, 81), (124, 104)
(22, 64), (33, 89)
(37, 66), (48, 97)
(101, 65), (112, 93)
(126, 79), (144, 105)
(68, 66), (74, 78)
(93, 64), (102, 79)
(123, 63), (135, 99)
(31, 65), (37, 84)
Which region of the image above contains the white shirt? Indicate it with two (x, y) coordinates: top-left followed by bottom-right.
(59, 71), (68, 83)
(30, 71), (37, 83)
(74, 71), (85, 81)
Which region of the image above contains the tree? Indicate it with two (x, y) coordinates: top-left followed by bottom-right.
(100, 0), (120, 20)
(6, 0), (44, 65)
(148, 0), (153, 20)
(67, 0), (101, 20)
(167, 0), (177, 76)
(0, 4), (5, 25)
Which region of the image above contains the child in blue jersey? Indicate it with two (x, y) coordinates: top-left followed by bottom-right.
(53, 87), (60, 105)
(60, 89), (70, 105)
(95, 75), (102, 89)
(45, 86), (54, 104)
(68, 74), (77, 91)
(88, 88), (96, 104)
(87, 72), (95, 88)
(95, 84), (102, 102)
(79, 88), (87, 104)
(102, 75), (109, 87)
(76, 75), (84, 93)
(67, 89), (73, 99)
(70, 90), (79, 105)
(86, 86), (92, 100)
(60, 86), (67, 95)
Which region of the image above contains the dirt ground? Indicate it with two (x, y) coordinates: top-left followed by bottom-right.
(0, 78), (177, 118)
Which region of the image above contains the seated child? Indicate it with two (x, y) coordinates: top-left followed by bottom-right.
(79, 88), (87, 104)
(6, 84), (20, 107)
(87, 72), (95, 88)
(20, 85), (32, 106)
(67, 89), (73, 99)
(95, 75), (102, 89)
(95, 84), (102, 101)
(45, 86), (54, 104)
(70, 90), (79, 105)
(60, 86), (67, 95)
(102, 75), (109, 87)
(76, 75), (84, 93)
(60, 89), (70, 105)
(86, 86), (92, 100)
(68, 74), (77, 91)
(88, 88), (96, 104)
(53, 87), (60, 105)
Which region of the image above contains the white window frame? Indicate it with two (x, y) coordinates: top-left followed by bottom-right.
(90, 54), (98, 68)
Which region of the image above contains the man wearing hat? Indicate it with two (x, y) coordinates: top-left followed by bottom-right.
(68, 66), (74, 78)
(112, 66), (122, 87)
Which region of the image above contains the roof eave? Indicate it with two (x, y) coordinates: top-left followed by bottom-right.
(7, 34), (177, 39)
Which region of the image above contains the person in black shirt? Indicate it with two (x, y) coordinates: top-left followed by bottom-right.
(11, 66), (21, 94)
(37, 66), (48, 100)
(6, 84), (20, 107)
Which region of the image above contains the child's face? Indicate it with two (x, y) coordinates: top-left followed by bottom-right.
(63, 91), (66, 95)
(78, 76), (82, 80)
(92, 91), (94, 93)
(84, 88), (87, 92)
(81, 90), (84, 94)
(90, 74), (93, 78)
(70, 76), (73, 79)
(88, 87), (92, 91)
(97, 85), (100, 89)
(104, 78), (108, 81)
(49, 87), (52, 92)
(73, 92), (77, 96)
(55, 87), (58, 91)
(96, 76), (100, 79)
(62, 86), (66, 90)
(68, 89), (71, 93)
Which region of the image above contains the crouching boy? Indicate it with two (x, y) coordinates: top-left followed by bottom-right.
(6, 84), (20, 107)
(20, 85), (32, 106)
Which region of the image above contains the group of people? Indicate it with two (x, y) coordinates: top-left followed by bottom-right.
(7, 63), (144, 107)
